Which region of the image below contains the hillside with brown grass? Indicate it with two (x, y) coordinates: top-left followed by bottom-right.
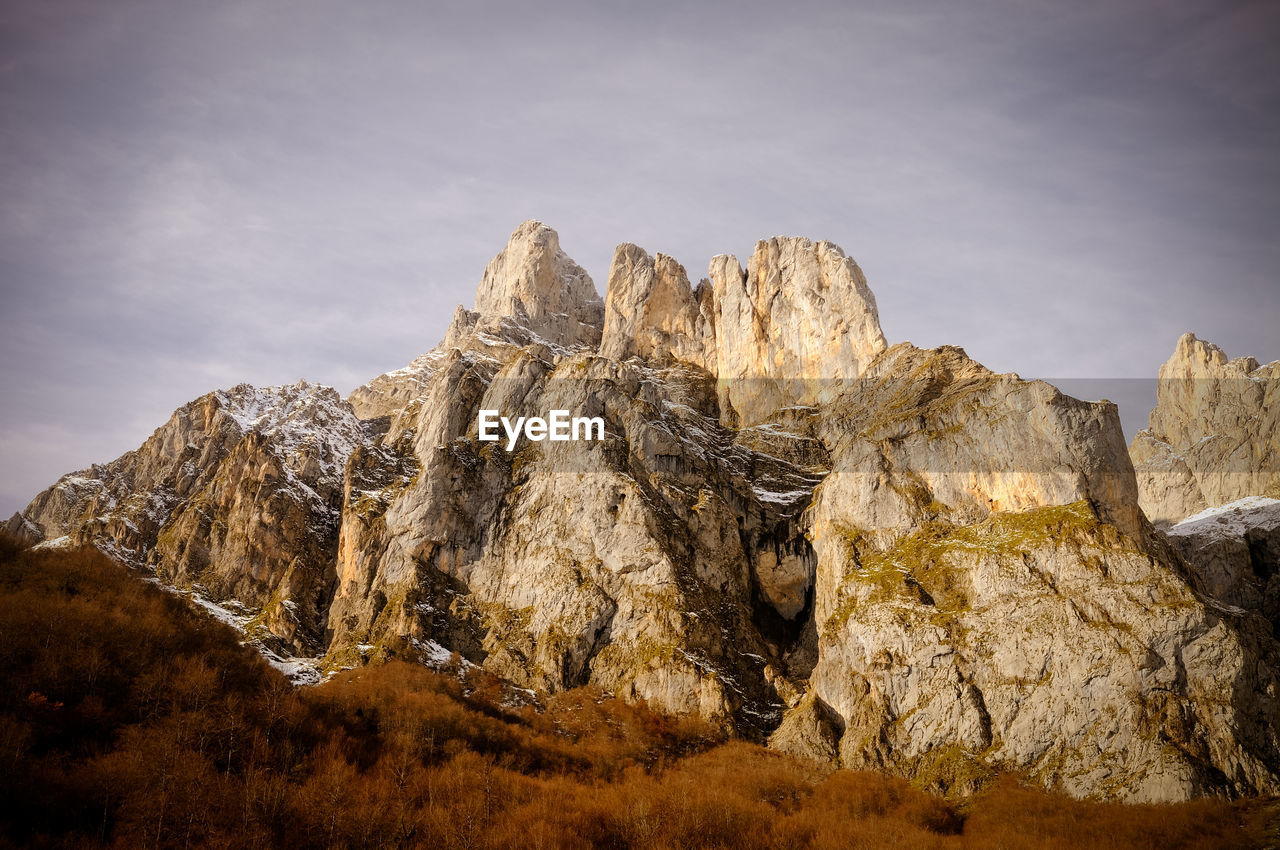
(0, 533), (1274, 849)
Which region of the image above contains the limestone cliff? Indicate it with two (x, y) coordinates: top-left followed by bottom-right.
(10, 223), (1280, 803)
(1167, 498), (1280, 640)
(8, 382), (365, 655)
(600, 243), (716, 369)
(710, 237), (887, 426)
(785, 346), (1278, 801)
(1130, 333), (1279, 526)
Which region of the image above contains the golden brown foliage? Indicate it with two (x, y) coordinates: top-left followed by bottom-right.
(0, 533), (1273, 848)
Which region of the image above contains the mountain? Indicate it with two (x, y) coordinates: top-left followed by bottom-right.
(6, 381), (366, 656)
(1127, 333), (1280, 663)
(1130, 332), (1280, 527)
(1166, 498), (1280, 640)
(10, 221), (1280, 802)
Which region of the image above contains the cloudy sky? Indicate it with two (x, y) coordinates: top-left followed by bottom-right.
(2, 0), (1278, 515)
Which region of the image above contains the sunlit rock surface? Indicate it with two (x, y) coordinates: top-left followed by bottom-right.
(12, 223), (1280, 802)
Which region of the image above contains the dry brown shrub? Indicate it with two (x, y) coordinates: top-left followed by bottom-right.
(0, 534), (1272, 850)
(960, 774), (1268, 849)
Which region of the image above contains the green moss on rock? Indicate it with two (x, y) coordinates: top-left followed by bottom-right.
(825, 501), (1106, 638)
(908, 744), (997, 798)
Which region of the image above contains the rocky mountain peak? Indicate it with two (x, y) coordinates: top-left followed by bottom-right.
(212, 381), (366, 483)
(469, 219), (604, 348)
(7, 379), (367, 655)
(348, 221), (604, 419)
(1167, 332), (1225, 371)
(18, 225), (1280, 804)
(1130, 333), (1279, 525)
(356, 228), (890, 424)
(711, 235), (888, 425)
(600, 242), (716, 368)
(1162, 332), (1263, 380)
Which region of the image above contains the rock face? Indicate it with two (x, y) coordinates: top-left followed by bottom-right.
(8, 382), (365, 654)
(11, 222), (1280, 803)
(772, 342), (1279, 802)
(326, 346), (823, 729)
(1130, 333), (1280, 526)
(471, 219), (604, 349)
(1167, 498), (1280, 639)
(710, 237), (887, 426)
(600, 244), (716, 369)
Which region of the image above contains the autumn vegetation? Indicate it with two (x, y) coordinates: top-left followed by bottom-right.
(0, 533), (1273, 848)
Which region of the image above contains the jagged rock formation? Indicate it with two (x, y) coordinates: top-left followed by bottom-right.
(7, 382), (365, 654)
(10, 222), (1280, 803)
(1130, 333), (1280, 526)
(710, 237), (887, 426)
(762, 342), (1280, 802)
(470, 219), (604, 348)
(1167, 498), (1280, 639)
(348, 222), (604, 421)
(326, 224), (824, 725)
(600, 244), (716, 368)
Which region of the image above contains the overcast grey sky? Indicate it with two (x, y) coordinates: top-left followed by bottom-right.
(2, 0), (1278, 515)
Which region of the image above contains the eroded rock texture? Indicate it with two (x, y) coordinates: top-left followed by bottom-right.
(8, 382), (364, 654)
(11, 221), (1280, 802)
(1130, 332), (1279, 526)
(1167, 498), (1280, 639)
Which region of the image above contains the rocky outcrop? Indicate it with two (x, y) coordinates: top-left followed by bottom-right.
(774, 342), (1280, 802)
(9, 382), (365, 654)
(470, 219), (604, 348)
(348, 221), (605, 421)
(1130, 333), (1280, 526)
(710, 237), (887, 426)
(600, 243), (716, 369)
(768, 691), (842, 766)
(810, 343), (1144, 541)
(12, 223), (1280, 803)
(1167, 497), (1280, 638)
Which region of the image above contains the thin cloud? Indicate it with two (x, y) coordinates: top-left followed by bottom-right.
(1, 0), (1277, 515)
